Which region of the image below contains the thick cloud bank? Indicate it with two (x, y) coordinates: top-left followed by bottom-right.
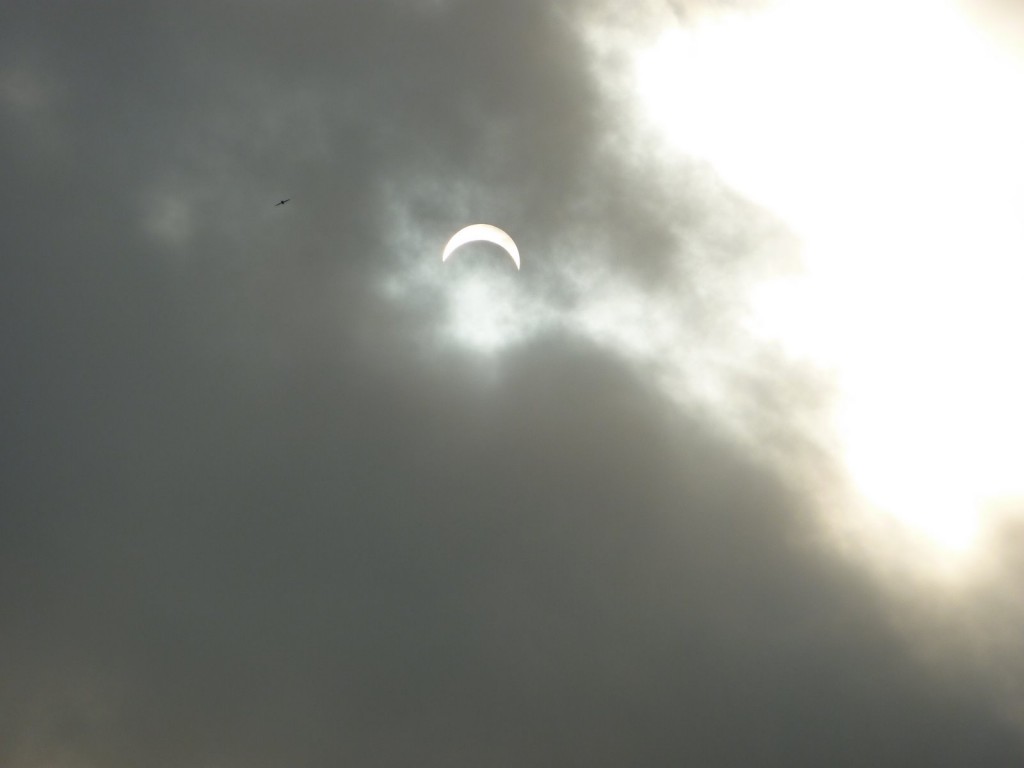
(2, 1), (1023, 765)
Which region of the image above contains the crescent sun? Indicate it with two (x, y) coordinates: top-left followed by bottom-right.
(442, 224), (520, 270)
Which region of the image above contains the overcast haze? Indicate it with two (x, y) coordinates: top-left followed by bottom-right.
(3, 1), (1024, 765)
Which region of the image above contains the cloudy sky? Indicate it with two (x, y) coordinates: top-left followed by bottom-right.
(3, 0), (1024, 764)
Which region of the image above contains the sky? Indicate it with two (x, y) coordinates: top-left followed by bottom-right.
(2, 0), (1024, 765)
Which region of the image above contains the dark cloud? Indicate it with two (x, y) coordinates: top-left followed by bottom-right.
(2, 1), (1023, 766)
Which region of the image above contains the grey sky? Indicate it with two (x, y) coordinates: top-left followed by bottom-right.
(3, 1), (1024, 765)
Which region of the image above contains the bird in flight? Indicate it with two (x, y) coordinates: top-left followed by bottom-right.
(275, 198), (291, 206)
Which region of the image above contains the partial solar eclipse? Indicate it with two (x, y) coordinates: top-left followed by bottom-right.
(442, 224), (520, 270)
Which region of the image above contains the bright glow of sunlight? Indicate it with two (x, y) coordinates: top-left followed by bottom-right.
(636, 0), (1024, 553)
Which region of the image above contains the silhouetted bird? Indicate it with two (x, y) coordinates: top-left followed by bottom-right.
(275, 199), (291, 206)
